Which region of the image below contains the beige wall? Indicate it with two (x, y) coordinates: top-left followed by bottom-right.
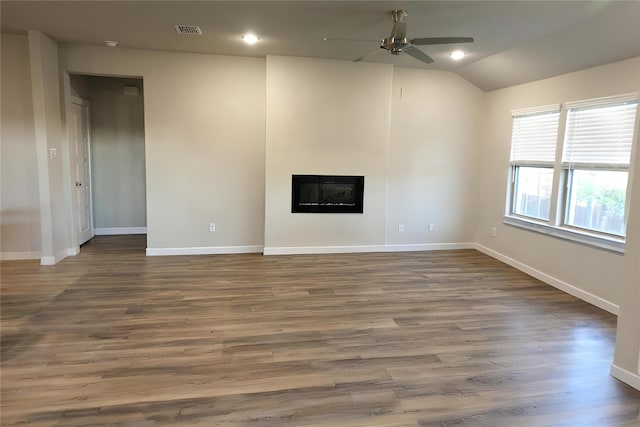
(387, 67), (484, 246)
(0, 34), (41, 258)
(28, 31), (70, 263)
(87, 76), (146, 229)
(263, 57), (483, 253)
(62, 48), (484, 255)
(264, 56), (393, 251)
(613, 124), (640, 386)
(61, 45), (266, 251)
(475, 57), (640, 309)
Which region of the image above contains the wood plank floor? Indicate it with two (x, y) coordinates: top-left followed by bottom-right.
(1, 235), (639, 426)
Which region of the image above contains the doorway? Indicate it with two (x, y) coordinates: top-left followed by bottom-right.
(68, 74), (147, 247)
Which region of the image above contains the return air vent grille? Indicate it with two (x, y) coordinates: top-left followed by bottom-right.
(175, 25), (202, 35)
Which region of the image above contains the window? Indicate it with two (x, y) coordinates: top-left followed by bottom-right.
(512, 166), (554, 220)
(506, 94), (638, 248)
(509, 106), (560, 221)
(562, 99), (637, 237)
(565, 169), (628, 235)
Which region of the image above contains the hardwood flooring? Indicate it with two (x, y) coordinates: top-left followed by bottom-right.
(1, 235), (639, 426)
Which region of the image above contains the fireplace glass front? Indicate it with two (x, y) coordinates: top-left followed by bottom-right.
(291, 175), (364, 213)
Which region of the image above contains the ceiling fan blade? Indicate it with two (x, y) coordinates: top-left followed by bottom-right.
(354, 47), (384, 62)
(411, 37), (474, 45)
(404, 46), (434, 64)
(323, 37), (380, 43)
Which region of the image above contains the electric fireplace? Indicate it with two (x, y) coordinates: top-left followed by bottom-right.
(291, 175), (364, 213)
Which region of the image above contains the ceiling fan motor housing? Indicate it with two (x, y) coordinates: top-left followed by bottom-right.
(383, 10), (410, 54)
(381, 37), (410, 54)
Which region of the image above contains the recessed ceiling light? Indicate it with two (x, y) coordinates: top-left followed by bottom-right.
(242, 34), (260, 45)
(450, 50), (466, 60)
(105, 40), (118, 48)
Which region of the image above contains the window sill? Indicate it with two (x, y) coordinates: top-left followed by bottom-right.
(503, 216), (625, 254)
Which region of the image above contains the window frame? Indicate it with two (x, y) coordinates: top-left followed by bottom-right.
(504, 93), (638, 253)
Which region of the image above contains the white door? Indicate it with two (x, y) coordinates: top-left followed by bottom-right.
(71, 98), (94, 245)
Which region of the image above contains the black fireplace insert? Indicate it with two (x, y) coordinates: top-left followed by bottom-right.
(291, 175), (364, 213)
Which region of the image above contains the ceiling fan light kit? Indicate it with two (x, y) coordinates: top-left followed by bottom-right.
(242, 33), (260, 44)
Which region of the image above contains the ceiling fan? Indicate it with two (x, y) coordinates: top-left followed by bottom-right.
(351, 10), (474, 64)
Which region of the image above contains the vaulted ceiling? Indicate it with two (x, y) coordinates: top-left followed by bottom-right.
(2, 1), (639, 91)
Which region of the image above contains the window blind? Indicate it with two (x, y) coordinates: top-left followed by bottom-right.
(510, 109), (560, 163)
(562, 100), (638, 167)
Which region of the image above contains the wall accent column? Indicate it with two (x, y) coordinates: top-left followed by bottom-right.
(28, 31), (69, 264)
(264, 56), (393, 254)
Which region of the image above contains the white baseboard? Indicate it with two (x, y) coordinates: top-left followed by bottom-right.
(386, 243), (474, 252)
(146, 243), (474, 256)
(146, 245), (263, 256)
(95, 227), (147, 235)
(263, 243), (473, 256)
(0, 251), (42, 261)
(41, 247), (78, 266)
(474, 243), (619, 315)
(40, 256), (55, 265)
(263, 245), (388, 256)
(611, 363), (640, 391)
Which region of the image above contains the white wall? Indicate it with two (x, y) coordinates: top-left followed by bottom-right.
(264, 56), (393, 252)
(87, 76), (146, 230)
(0, 34), (41, 259)
(475, 57), (640, 310)
(387, 67), (484, 246)
(61, 45), (266, 252)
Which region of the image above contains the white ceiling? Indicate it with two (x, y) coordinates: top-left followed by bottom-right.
(2, 1), (639, 91)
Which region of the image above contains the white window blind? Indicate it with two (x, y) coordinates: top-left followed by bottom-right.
(510, 109), (560, 164)
(562, 100), (638, 167)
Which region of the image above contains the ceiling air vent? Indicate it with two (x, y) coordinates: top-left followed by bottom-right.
(175, 25), (202, 35)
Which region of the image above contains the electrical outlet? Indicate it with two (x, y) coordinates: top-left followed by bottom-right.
(428, 224), (435, 232)
(209, 223), (216, 232)
(491, 227), (497, 237)
(398, 224), (405, 232)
